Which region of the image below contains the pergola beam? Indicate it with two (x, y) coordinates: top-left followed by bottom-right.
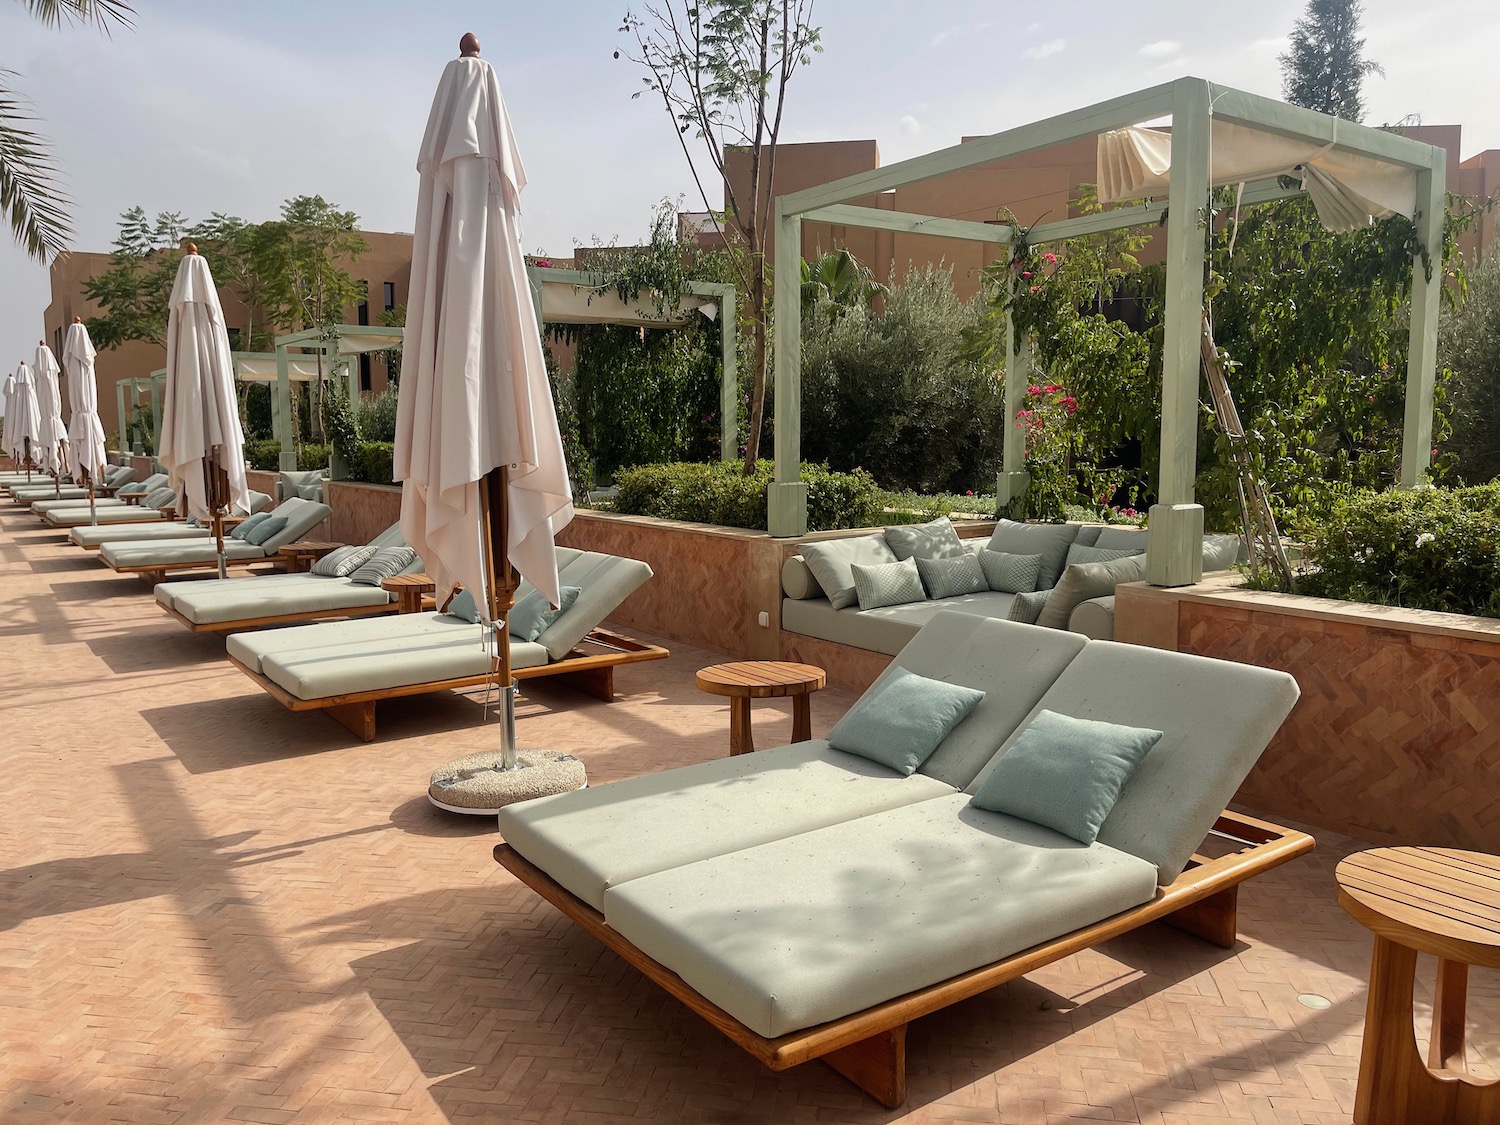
(777, 81), (1179, 217)
(801, 204), (1014, 245)
(1024, 179), (1303, 245)
(1205, 85), (1442, 171)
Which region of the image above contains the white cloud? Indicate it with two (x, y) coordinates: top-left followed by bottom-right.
(1138, 40), (1181, 58)
(899, 115), (924, 136)
(1024, 39), (1066, 60)
(929, 27), (956, 47)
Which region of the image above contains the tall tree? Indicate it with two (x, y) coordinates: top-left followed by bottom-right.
(1279, 0), (1382, 121)
(82, 206), (188, 348)
(621, 0), (821, 471)
(3, 0), (133, 261)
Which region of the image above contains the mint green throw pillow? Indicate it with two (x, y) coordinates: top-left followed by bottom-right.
(509, 585), (581, 641)
(244, 515), (287, 546)
(970, 710), (1162, 844)
(231, 511), (271, 541)
(828, 667), (985, 776)
(446, 587), (480, 622)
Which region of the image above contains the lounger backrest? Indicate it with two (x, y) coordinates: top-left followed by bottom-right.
(106, 464), (136, 486)
(534, 550), (652, 661)
(511, 546), (588, 603)
(233, 490), (273, 516)
(368, 522), (405, 549)
(259, 500), (334, 552)
(120, 472), (169, 495)
(965, 641), (1300, 883)
(870, 613), (1087, 790)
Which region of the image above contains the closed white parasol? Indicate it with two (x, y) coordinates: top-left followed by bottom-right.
(397, 33), (578, 804)
(64, 318), (109, 523)
(8, 362), (43, 477)
(33, 342), (67, 492)
(159, 246), (251, 578)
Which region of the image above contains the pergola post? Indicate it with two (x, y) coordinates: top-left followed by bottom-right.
(148, 373), (163, 460)
(998, 272), (1031, 515)
(768, 201), (808, 537)
(115, 381), (128, 452)
(275, 346), (296, 471)
(1146, 78), (1209, 587)
(129, 379), (145, 455)
(1400, 158), (1446, 488)
(718, 286), (738, 463)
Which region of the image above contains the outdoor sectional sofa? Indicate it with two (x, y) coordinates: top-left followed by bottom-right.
(154, 523), (420, 632)
(97, 496), (332, 581)
(495, 611), (1311, 1107)
(781, 520), (1242, 662)
(227, 547), (667, 740)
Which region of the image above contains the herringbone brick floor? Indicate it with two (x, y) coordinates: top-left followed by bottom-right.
(2, 500), (1497, 1124)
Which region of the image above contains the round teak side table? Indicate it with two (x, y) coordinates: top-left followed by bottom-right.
(695, 661), (826, 756)
(1336, 846), (1500, 1125)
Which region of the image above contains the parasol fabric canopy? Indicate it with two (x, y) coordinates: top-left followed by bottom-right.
(33, 344), (66, 475)
(158, 252), (251, 522)
(1, 366), (16, 460)
(63, 322), (109, 482)
(8, 362), (42, 462)
(1097, 120), (1417, 232)
(395, 53), (573, 611)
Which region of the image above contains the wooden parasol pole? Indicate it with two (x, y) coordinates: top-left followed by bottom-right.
(478, 464), (519, 768)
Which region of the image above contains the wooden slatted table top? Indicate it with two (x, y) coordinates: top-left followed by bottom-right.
(1336, 846), (1500, 966)
(696, 661), (827, 699)
(380, 572), (436, 591)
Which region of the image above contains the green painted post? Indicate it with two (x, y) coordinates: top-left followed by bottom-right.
(997, 273), (1031, 515)
(1400, 157), (1446, 488)
(116, 382), (128, 452)
(718, 286), (737, 463)
(275, 346), (296, 471)
(768, 204), (807, 537)
(148, 374), (163, 455)
(1146, 78), (1210, 587)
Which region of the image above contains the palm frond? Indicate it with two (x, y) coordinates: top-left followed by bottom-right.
(0, 73), (73, 262)
(20, 0), (135, 33)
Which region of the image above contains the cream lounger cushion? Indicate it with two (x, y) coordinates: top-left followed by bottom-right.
(167, 573), (394, 624)
(72, 522), (212, 548)
(499, 615), (1088, 910)
(604, 794), (1159, 1038)
(100, 499), (330, 568)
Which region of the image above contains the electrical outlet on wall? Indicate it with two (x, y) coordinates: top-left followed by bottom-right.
(757, 611), (770, 627)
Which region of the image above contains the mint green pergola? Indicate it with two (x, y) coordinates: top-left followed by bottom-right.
(768, 76), (1446, 586)
(528, 265), (739, 460)
(272, 326), (406, 471)
(114, 373), (163, 455)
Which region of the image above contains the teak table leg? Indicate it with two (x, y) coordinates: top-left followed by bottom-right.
(792, 694), (812, 743)
(729, 697), (753, 756)
(1430, 958), (1469, 1073)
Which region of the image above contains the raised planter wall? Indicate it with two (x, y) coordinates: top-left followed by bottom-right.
(1117, 576), (1500, 851)
(246, 470), (278, 503)
(326, 480), (401, 546)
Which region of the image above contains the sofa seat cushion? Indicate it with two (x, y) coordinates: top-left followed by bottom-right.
(604, 793), (1159, 1038)
(102, 538), (270, 568)
(782, 590), (1020, 657)
(170, 574), (392, 625)
(499, 742), (957, 912)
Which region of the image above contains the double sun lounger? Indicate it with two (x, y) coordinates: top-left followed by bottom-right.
(8, 463), (139, 504)
(224, 547), (666, 739)
(96, 496), (332, 580)
(494, 611), (1311, 1107)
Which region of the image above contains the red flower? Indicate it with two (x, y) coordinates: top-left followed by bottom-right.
(1042, 252), (1057, 264)
(1020, 271), (1032, 279)
(1043, 383), (1062, 394)
(1027, 385), (1041, 395)
(535, 258), (552, 268)
(1029, 285), (1041, 294)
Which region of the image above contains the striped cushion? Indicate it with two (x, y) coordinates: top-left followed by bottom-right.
(143, 486), (175, 509)
(310, 544), (378, 577)
(348, 546), (418, 586)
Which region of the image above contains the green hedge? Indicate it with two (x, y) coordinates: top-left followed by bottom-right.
(610, 461), (882, 532)
(1298, 484), (1500, 617)
(347, 441), (395, 485)
(297, 443), (331, 472)
(245, 439), (281, 472)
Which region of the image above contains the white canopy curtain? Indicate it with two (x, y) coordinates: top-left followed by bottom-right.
(1097, 119), (1419, 232)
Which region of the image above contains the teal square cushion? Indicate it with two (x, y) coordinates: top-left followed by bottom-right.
(828, 667), (985, 775)
(231, 511), (271, 541)
(446, 587), (480, 622)
(970, 710), (1162, 844)
(244, 515), (288, 546)
(509, 586), (581, 641)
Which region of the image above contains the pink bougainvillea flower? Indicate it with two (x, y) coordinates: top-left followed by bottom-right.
(1043, 383), (1062, 394)
(1043, 252), (1057, 264)
(1367, 395), (1375, 401)
(535, 258), (552, 268)
(1020, 271), (1032, 279)
(1030, 285), (1041, 294)
(1027, 384), (1041, 395)
(965, 490), (974, 497)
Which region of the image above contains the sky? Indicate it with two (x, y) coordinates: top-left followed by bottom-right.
(1, 0), (1497, 378)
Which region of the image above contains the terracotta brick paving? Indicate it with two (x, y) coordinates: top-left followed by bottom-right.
(3, 501), (1498, 1124)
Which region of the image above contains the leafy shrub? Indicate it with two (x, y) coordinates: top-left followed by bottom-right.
(611, 461), (881, 532)
(321, 382), (360, 461)
(1297, 484), (1500, 617)
(354, 387), (399, 443)
(297, 443), (331, 472)
(800, 264), (1006, 493)
(1442, 249), (1500, 483)
(242, 383), (274, 440)
(347, 441), (395, 485)
(245, 438), (282, 471)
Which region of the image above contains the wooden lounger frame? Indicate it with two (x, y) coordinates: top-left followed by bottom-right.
(107, 554), (278, 584)
(159, 597), (399, 634)
(495, 809), (1313, 1109)
(230, 627), (670, 740)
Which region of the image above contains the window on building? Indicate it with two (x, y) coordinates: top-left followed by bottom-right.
(356, 296), (369, 327)
(359, 353), (372, 392)
(383, 281), (396, 311)
(226, 327), (242, 349)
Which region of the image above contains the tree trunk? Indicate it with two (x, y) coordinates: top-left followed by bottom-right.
(742, 253), (769, 473)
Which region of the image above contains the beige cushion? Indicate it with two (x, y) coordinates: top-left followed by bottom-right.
(604, 794), (1158, 1038)
(986, 520), (1082, 589)
(966, 641), (1300, 883)
(72, 522), (211, 548)
(32, 497), (128, 514)
(1067, 596), (1116, 640)
(533, 550), (653, 660)
(1091, 526), (1149, 550)
(172, 575), (392, 625)
(1036, 552), (1148, 630)
(499, 742), (957, 912)
(101, 537), (269, 568)
(49, 505), (170, 526)
(798, 534), (898, 609)
(781, 590), (1021, 656)
(781, 555), (821, 600)
(157, 571), (334, 612)
(263, 628), (548, 700)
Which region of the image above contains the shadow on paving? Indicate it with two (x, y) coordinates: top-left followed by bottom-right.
(86, 620), (227, 673)
(324, 876), (1249, 1124)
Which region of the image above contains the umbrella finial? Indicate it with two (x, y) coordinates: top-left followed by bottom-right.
(460, 32), (480, 57)
(185, 241), (199, 255)
(72, 316), (82, 323)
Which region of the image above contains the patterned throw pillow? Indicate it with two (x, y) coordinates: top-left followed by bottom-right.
(883, 517), (968, 562)
(310, 544), (378, 578)
(143, 486), (176, 509)
(850, 557), (927, 611)
(1007, 589), (1051, 624)
(245, 516), (288, 546)
(348, 546), (419, 586)
(1065, 543), (1143, 566)
(979, 550), (1043, 594)
(915, 554), (987, 600)
(230, 511), (271, 541)
(510, 586), (582, 641)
